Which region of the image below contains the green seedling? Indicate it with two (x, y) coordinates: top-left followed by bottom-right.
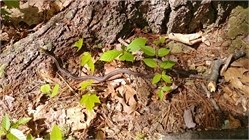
(50, 125), (63, 140)
(73, 38), (84, 51)
(78, 80), (100, 112)
(100, 37), (176, 100)
(0, 114), (31, 140)
(40, 84), (60, 98)
(100, 38), (148, 62)
(80, 52), (95, 74)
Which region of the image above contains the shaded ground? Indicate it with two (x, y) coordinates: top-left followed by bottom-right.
(1, 3), (249, 140)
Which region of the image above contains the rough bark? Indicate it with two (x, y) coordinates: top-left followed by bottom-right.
(0, 0), (247, 116)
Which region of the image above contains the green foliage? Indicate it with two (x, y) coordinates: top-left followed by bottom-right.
(140, 46), (155, 56)
(100, 50), (122, 62)
(158, 48), (170, 57)
(119, 51), (134, 62)
(153, 36), (166, 46)
(127, 38), (147, 52)
(73, 38), (84, 51)
(79, 80), (94, 90)
(1, 0), (20, 20)
(143, 58), (157, 68)
(3, 0), (19, 9)
(80, 52), (95, 74)
(1, 114), (10, 131)
(160, 60), (175, 69)
(161, 71), (171, 83)
(80, 92), (100, 111)
(7, 129), (26, 140)
(157, 86), (171, 100)
(98, 37), (176, 100)
(40, 84), (60, 98)
(26, 133), (34, 140)
(152, 73), (161, 84)
(50, 125), (63, 140)
(0, 114), (31, 140)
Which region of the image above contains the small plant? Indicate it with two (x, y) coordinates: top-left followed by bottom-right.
(78, 80), (100, 112)
(80, 52), (95, 74)
(73, 38), (84, 51)
(100, 37), (175, 100)
(40, 84), (60, 98)
(50, 125), (63, 140)
(73, 38), (95, 74)
(0, 114), (31, 140)
(1, 0), (20, 20)
(100, 38), (148, 62)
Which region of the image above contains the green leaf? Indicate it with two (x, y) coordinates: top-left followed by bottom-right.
(152, 73), (161, 84)
(27, 133), (34, 140)
(80, 93), (100, 111)
(100, 50), (122, 62)
(51, 84), (60, 98)
(40, 84), (51, 94)
(157, 89), (164, 100)
(143, 58), (157, 68)
(3, 0), (19, 9)
(119, 51), (134, 62)
(50, 125), (63, 140)
(87, 58), (95, 74)
(79, 80), (94, 90)
(159, 36), (166, 44)
(141, 46), (156, 56)
(161, 71), (172, 83)
(127, 38), (147, 52)
(8, 128), (26, 140)
(160, 60), (175, 69)
(12, 117), (32, 128)
(1, 114), (10, 131)
(80, 52), (91, 66)
(73, 38), (83, 51)
(161, 86), (171, 92)
(158, 48), (170, 57)
(0, 128), (6, 137)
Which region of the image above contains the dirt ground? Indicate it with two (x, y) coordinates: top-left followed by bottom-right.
(1, 3), (249, 140)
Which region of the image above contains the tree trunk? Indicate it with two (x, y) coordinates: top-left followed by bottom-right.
(0, 0), (247, 122)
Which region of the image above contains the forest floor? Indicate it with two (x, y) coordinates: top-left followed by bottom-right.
(1, 2), (249, 140)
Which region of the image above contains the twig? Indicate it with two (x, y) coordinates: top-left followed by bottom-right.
(220, 51), (246, 75)
(210, 98), (220, 111)
(207, 59), (225, 92)
(208, 51), (246, 92)
(56, 72), (76, 94)
(118, 38), (129, 47)
(201, 83), (211, 98)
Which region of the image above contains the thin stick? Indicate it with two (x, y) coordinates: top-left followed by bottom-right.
(208, 59), (224, 92)
(118, 38), (129, 47)
(56, 72), (76, 94)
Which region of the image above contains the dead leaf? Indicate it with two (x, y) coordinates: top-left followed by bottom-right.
(183, 108), (196, 128)
(223, 67), (249, 96)
(66, 107), (96, 131)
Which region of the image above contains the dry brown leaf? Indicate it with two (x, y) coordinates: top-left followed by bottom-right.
(223, 67), (249, 96)
(66, 107), (96, 131)
(183, 108), (196, 128)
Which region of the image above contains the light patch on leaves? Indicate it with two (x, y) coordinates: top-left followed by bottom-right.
(80, 93), (100, 111)
(143, 58), (157, 68)
(73, 38), (83, 51)
(127, 38), (147, 52)
(100, 50), (122, 62)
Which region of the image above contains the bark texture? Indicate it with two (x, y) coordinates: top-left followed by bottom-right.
(0, 0), (247, 115)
